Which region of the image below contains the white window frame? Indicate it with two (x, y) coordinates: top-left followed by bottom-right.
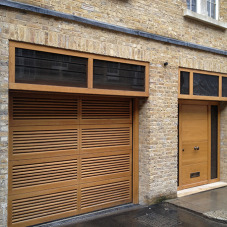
(187, 0), (219, 20)
(206, 0), (219, 19)
(187, 0), (197, 12)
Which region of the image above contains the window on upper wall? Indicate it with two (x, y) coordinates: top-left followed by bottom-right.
(207, 0), (217, 19)
(186, 0), (219, 20)
(187, 0), (197, 12)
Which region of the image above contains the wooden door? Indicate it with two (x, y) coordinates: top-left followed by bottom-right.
(8, 92), (134, 227)
(179, 104), (209, 189)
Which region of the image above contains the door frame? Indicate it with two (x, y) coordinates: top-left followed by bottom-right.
(178, 100), (220, 190)
(133, 98), (139, 203)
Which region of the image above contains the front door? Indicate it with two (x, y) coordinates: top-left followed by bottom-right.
(179, 103), (209, 189)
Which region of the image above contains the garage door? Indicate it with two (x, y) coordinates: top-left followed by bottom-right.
(8, 91), (133, 227)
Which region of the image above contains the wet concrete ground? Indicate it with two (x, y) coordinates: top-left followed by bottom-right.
(169, 186), (227, 222)
(54, 203), (227, 227)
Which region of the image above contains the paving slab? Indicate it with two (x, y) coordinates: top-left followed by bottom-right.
(168, 186), (227, 223)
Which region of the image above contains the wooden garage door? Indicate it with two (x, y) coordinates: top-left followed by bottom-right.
(8, 92), (133, 227)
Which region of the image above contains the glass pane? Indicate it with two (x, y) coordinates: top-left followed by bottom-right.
(222, 77), (227, 97)
(193, 73), (219, 96)
(211, 3), (216, 18)
(93, 60), (145, 91)
(186, 0), (190, 9)
(207, 1), (211, 16)
(192, 0), (197, 12)
(180, 71), (190, 95)
(211, 105), (218, 179)
(15, 48), (88, 87)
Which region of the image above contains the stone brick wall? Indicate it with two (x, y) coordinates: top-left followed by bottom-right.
(0, 2), (227, 226)
(0, 36), (9, 227)
(220, 103), (227, 182)
(220, 0), (227, 21)
(13, 0), (227, 50)
(139, 65), (179, 204)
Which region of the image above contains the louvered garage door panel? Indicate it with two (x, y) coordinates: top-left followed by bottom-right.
(9, 92), (133, 227)
(81, 177), (132, 213)
(9, 155), (78, 195)
(81, 124), (132, 153)
(10, 125), (79, 160)
(10, 92), (79, 126)
(9, 186), (78, 227)
(81, 150), (132, 183)
(81, 97), (132, 124)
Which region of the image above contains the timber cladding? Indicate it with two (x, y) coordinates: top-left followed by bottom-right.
(178, 100), (220, 190)
(8, 91), (135, 227)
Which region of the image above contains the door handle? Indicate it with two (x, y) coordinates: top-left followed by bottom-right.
(194, 146), (199, 150)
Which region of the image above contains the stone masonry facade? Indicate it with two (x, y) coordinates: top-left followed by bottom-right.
(220, 102), (227, 182)
(0, 0), (227, 226)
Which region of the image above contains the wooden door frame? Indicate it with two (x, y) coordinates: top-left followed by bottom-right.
(178, 100), (220, 190)
(132, 98), (139, 203)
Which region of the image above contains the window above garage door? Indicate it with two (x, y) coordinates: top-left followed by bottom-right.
(9, 41), (149, 97)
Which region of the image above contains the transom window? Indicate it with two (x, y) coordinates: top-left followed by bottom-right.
(186, 0), (219, 20)
(179, 68), (227, 101)
(9, 41), (149, 97)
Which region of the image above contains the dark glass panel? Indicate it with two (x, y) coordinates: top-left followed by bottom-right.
(180, 71), (190, 95)
(93, 60), (145, 91)
(211, 105), (218, 179)
(193, 73), (219, 97)
(222, 77), (227, 97)
(15, 48), (87, 87)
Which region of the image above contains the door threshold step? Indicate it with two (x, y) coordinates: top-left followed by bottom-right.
(177, 181), (227, 197)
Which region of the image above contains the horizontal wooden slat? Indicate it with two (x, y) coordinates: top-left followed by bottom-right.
(9, 186), (78, 226)
(12, 96), (78, 120)
(80, 97), (132, 124)
(82, 98), (131, 120)
(10, 92), (79, 126)
(81, 178), (131, 209)
(11, 127), (78, 159)
(81, 154), (131, 178)
(9, 155), (78, 195)
(81, 125), (131, 150)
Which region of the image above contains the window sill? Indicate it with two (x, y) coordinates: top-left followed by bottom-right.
(183, 9), (227, 30)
